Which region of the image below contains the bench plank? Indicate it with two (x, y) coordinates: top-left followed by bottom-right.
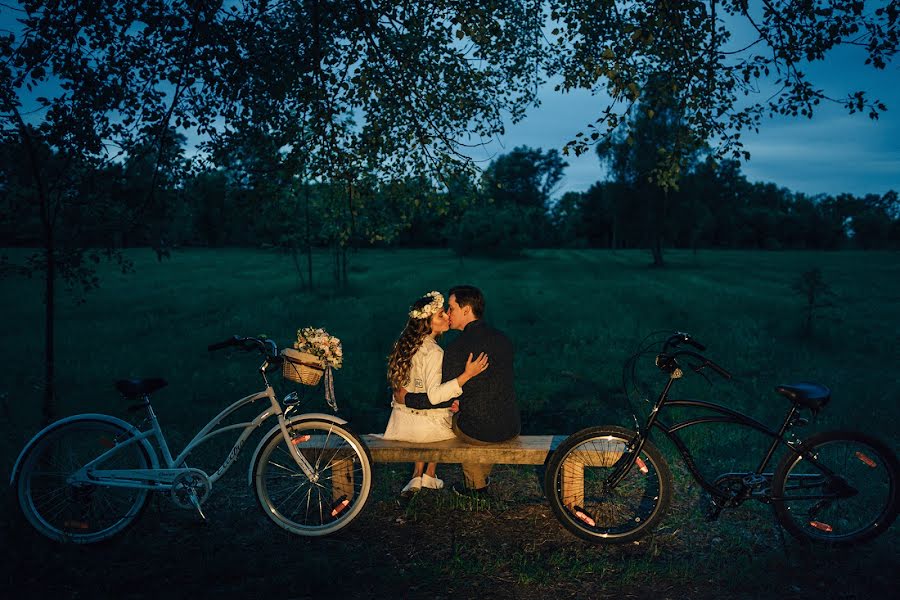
(361, 434), (568, 465)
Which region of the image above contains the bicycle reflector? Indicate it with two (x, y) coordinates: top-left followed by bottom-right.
(635, 457), (649, 474)
(331, 495), (349, 517)
(64, 521), (89, 530)
(810, 521), (833, 533)
(571, 506), (596, 527)
(99, 436), (115, 448)
(291, 434), (311, 445)
(855, 452), (877, 468)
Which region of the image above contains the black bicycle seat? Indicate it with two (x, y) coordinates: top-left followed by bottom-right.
(115, 378), (168, 398)
(774, 382), (831, 412)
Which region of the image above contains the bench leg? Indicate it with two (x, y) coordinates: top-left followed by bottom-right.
(330, 453), (355, 503)
(560, 458), (584, 508)
(559, 449), (621, 511)
(299, 446), (355, 503)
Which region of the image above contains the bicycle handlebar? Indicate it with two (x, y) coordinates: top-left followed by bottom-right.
(208, 336), (241, 352)
(658, 332), (732, 380)
(207, 335), (282, 363)
(663, 331), (706, 353)
(673, 349), (733, 380)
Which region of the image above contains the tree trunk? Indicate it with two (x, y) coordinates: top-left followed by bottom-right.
(304, 181), (313, 290)
(14, 112), (57, 424)
(43, 232), (56, 425)
(332, 242), (341, 287)
(290, 246), (306, 289)
(650, 237), (664, 267)
(650, 189), (666, 267)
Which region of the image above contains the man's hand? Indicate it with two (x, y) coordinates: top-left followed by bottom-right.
(393, 387), (408, 405)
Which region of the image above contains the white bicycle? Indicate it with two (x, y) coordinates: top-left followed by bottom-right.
(10, 335), (372, 544)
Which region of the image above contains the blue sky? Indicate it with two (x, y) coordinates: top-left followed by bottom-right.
(470, 85), (899, 199)
(472, 26), (900, 200)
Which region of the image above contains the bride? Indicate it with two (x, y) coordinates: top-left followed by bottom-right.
(384, 291), (489, 494)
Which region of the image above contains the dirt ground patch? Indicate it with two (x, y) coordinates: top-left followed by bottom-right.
(3, 464), (898, 600)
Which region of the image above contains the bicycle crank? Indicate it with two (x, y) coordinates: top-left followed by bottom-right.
(170, 468), (212, 519)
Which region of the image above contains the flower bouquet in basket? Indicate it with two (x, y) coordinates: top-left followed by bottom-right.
(282, 327), (343, 387)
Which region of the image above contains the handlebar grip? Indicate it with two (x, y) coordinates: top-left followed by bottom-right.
(686, 338), (706, 352)
(208, 336), (240, 352)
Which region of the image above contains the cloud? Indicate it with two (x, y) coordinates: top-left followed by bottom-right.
(741, 111), (900, 195)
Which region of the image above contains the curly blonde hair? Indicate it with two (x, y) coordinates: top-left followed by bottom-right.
(387, 295), (440, 390)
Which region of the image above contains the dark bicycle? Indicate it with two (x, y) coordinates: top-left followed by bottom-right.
(545, 331), (899, 545)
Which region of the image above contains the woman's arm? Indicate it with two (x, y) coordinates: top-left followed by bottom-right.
(417, 351), (489, 406)
(420, 348), (463, 405)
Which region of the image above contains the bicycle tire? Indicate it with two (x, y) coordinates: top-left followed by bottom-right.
(16, 418), (152, 544)
(772, 430), (899, 545)
(545, 426), (673, 544)
(252, 418), (372, 536)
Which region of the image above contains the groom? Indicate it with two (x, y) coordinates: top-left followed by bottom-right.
(395, 285), (520, 494)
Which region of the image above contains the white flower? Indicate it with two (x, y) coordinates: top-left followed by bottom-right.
(409, 291), (444, 320)
(294, 326), (343, 369)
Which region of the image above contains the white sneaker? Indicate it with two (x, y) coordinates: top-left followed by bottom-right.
(421, 473), (444, 489)
(401, 476), (422, 495)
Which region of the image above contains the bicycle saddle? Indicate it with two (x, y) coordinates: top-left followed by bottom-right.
(115, 378), (168, 398)
(774, 382), (831, 412)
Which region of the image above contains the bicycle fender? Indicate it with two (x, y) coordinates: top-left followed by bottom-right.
(247, 413), (349, 487)
(9, 413), (160, 486)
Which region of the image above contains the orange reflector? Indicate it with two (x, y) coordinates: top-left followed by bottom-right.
(99, 437), (115, 448)
(810, 521), (833, 533)
(855, 452), (877, 468)
(635, 457), (649, 474)
(64, 520), (89, 530)
(573, 508), (596, 527)
(331, 496), (349, 517)
(291, 434), (311, 445)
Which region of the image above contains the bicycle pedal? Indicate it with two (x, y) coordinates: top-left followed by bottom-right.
(189, 492), (207, 521)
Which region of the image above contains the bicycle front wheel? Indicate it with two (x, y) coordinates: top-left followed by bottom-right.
(773, 430), (899, 545)
(16, 418), (152, 543)
(545, 426), (673, 544)
(253, 419), (372, 536)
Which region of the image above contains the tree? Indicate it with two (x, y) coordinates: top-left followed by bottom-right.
(596, 75), (700, 265)
(548, 0), (898, 182)
(479, 146), (568, 247)
(0, 1), (238, 420)
(2, 0), (548, 419)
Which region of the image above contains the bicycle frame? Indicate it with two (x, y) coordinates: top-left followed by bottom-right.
(608, 373), (834, 501)
(68, 372), (318, 492)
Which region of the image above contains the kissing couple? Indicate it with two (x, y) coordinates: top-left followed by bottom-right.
(382, 285), (520, 497)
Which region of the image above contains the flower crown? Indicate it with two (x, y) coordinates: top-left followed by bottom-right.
(409, 291), (444, 320)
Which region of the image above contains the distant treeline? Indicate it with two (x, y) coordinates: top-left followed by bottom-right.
(3, 141), (898, 257)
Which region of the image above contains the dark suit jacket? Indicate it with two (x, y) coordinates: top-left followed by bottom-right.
(406, 320), (520, 442)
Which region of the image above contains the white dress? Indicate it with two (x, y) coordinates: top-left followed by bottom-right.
(382, 337), (461, 442)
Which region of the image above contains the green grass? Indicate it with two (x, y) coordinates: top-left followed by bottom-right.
(1, 247), (898, 599)
(2, 247), (897, 444)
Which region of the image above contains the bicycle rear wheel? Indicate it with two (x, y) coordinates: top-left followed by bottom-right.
(253, 419), (372, 536)
(16, 418), (152, 543)
(545, 426), (673, 543)
(773, 430), (899, 545)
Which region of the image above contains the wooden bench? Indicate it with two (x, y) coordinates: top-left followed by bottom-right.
(314, 434), (624, 509)
(358, 434), (624, 508)
(361, 434), (566, 465)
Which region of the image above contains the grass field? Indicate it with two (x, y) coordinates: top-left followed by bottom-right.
(1, 247), (898, 599)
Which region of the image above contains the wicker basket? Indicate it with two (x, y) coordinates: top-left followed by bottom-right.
(281, 348), (325, 386)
